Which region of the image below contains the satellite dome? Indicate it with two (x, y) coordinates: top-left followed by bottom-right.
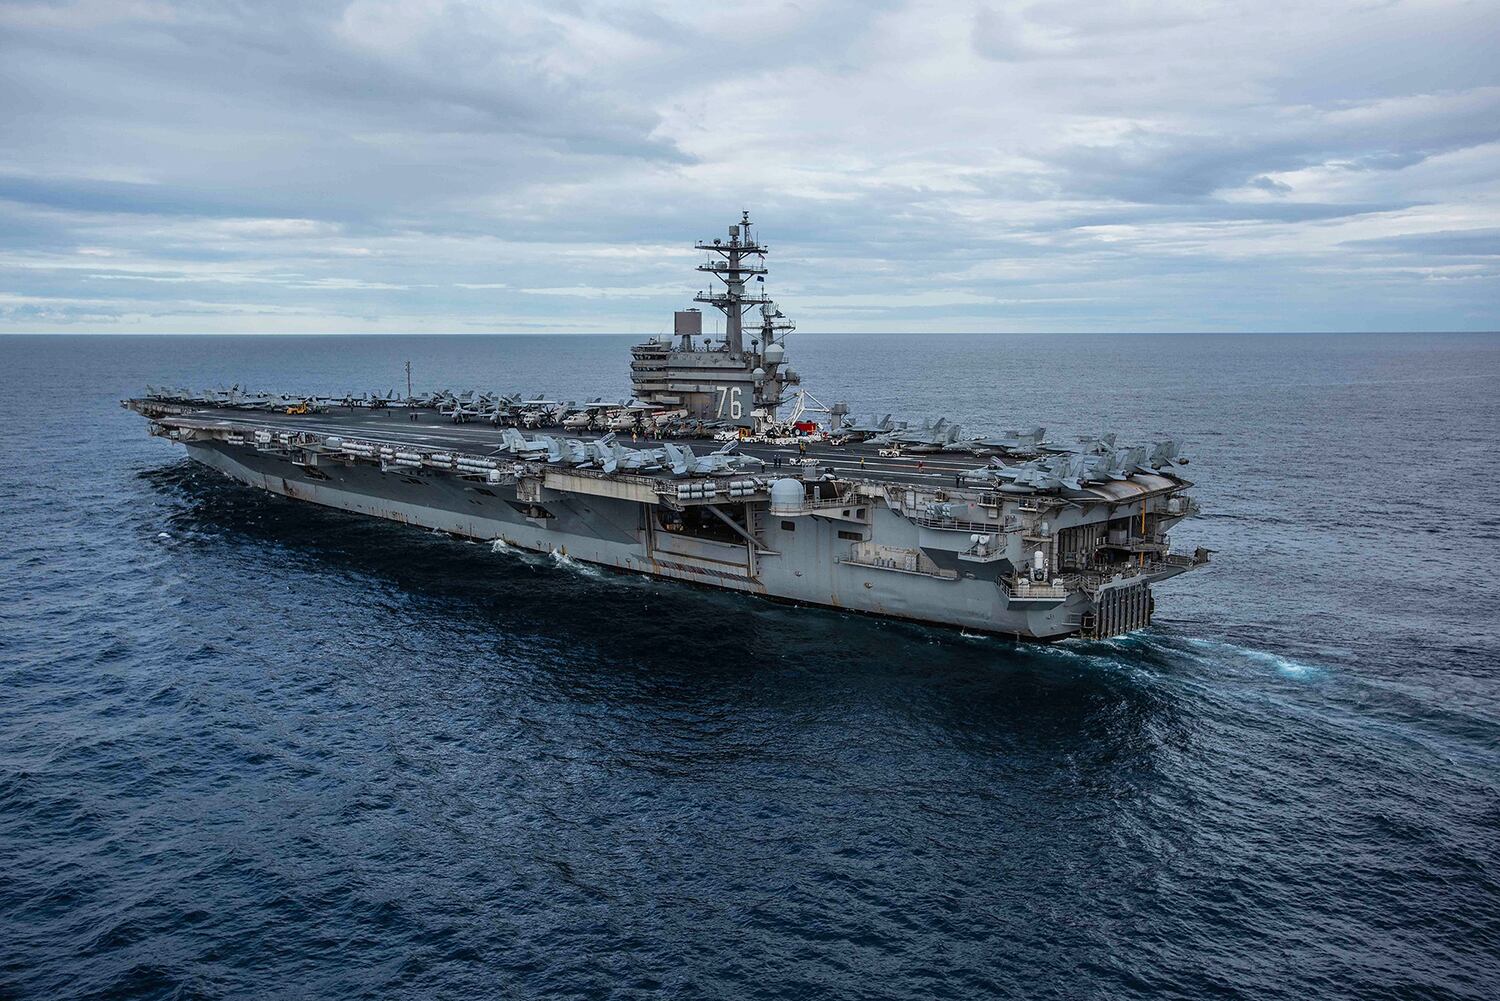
(764, 342), (785, 365)
(769, 478), (804, 515)
(752, 367), (766, 383)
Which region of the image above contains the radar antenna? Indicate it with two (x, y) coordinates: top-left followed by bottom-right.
(693, 209), (771, 355)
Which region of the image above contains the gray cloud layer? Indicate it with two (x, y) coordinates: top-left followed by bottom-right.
(2, 0), (1497, 332)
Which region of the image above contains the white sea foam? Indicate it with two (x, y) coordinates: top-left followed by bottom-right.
(1185, 637), (1325, 679)
(548, 549), (603, 578)
(1018, 639), (1156, 679)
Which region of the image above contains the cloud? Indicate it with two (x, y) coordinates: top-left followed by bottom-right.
(1343, 228), (1500, 256)
(0, 0), (1496, 333)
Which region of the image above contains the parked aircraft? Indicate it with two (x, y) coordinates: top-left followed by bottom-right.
(867, 418), (964, 452)
(964, 426), (1048, 455)
(607, 441), (664, 473)
(441, 398), (486, 423)
(661, 441), (765, 477)
(835, 414), (897, 441)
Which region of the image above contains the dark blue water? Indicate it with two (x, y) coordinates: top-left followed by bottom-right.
(2, 332), (1497, 1000)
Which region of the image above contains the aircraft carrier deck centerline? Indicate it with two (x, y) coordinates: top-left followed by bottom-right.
(126, 212), (1209, 641)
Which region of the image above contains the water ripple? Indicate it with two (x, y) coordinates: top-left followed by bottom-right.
(2, 333), (1498, 1000)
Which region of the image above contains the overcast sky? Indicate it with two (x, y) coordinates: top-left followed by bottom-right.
(2, 0), (1497, 334)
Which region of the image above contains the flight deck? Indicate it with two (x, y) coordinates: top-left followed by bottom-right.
(150, 404), (992, 491)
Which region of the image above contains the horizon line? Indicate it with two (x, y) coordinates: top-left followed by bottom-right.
(2, 329), (1497, 338)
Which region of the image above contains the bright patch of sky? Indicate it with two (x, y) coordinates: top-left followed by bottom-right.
(1, 0), (1496, 333)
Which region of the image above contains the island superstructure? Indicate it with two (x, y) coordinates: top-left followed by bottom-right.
(125, 213), (1209, 641)
(629, 211), (799, 428)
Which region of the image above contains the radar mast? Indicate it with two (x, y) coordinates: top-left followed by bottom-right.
(694, 210), (771, 355)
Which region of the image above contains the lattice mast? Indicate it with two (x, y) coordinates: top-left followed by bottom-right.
(694, 210), (772, 354)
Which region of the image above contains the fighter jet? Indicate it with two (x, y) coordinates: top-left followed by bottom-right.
(661, 441), (765, 477)
(205, 384), (276, 409)
(835, 414), (897, 441)
(998, 463), (1067, 494)
(582, 433), (618, 468)
(963, 426), (1048, 455)
(1080, 440), (1187, 473)
(1143, 439), (1189, 469)
(867, 418), (964, 453)
(239, 390), (277, 410)
(474, 394), (513, 424)
(494, 429), (590, 465)
(551, 437), (605, 467)
(958, 453), (1080, 494)
(497, 428), (554, 460)
(498, 428), (537, 456)
(1009, 455), (1094, 492)
(607, 441), (664, 473)
(441, 398), (486, 423)
(435, 389), (479, 414)
(1070, 433), (1119, 455)
(1087, 447), (1141, 480)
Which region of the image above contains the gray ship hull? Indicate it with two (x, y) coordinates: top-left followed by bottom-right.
(184, 439), (1093, 639)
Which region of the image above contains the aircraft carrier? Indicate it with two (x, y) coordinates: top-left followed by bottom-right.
(125, 212), (1209, 641)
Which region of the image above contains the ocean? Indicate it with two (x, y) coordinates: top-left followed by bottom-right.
(1, 332), (1497, 999)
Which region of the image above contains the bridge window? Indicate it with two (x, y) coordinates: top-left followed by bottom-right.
(781, 521), (796, 532)
(838, 530), (864, 541)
